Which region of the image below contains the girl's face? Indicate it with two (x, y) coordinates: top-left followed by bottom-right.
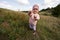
(33, 8), (39, 14)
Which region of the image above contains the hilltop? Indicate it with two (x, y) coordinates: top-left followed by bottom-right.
(0, 8), (60, 40)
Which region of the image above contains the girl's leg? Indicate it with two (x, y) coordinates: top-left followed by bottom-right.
(29, 24), (36, 35)
(33, 25), (36, 31)
(29, 23), (33, 29)
(33, 25), (36, 35)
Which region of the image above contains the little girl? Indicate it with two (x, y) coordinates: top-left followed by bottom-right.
(28, 4), (40, 35)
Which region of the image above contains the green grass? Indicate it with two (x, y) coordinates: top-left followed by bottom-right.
(0, 9), (60, 40)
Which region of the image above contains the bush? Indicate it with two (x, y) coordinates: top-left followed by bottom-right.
(52, 4), (60, 17)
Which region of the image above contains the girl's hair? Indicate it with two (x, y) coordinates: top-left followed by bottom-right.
(33, 4), (39, 10)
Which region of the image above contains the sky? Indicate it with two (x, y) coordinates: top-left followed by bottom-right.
(0, 0), (60, 11)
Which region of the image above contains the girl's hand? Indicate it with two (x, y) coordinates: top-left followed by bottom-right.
(28, 11), (32, 17)
(34, 16), (37, 21)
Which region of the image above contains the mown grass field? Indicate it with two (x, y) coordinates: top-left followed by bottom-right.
(0, 8), (60, 40)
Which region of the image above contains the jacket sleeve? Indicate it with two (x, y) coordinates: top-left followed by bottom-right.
(36, 14), (40, 20)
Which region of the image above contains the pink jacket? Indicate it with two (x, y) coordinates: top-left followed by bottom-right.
(29, 13), (40, 25)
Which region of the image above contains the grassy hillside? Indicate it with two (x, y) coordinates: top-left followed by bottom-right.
(0, 8), (60, 40)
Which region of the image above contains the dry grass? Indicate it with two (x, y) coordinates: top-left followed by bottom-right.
(0, 10), (60, 40)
